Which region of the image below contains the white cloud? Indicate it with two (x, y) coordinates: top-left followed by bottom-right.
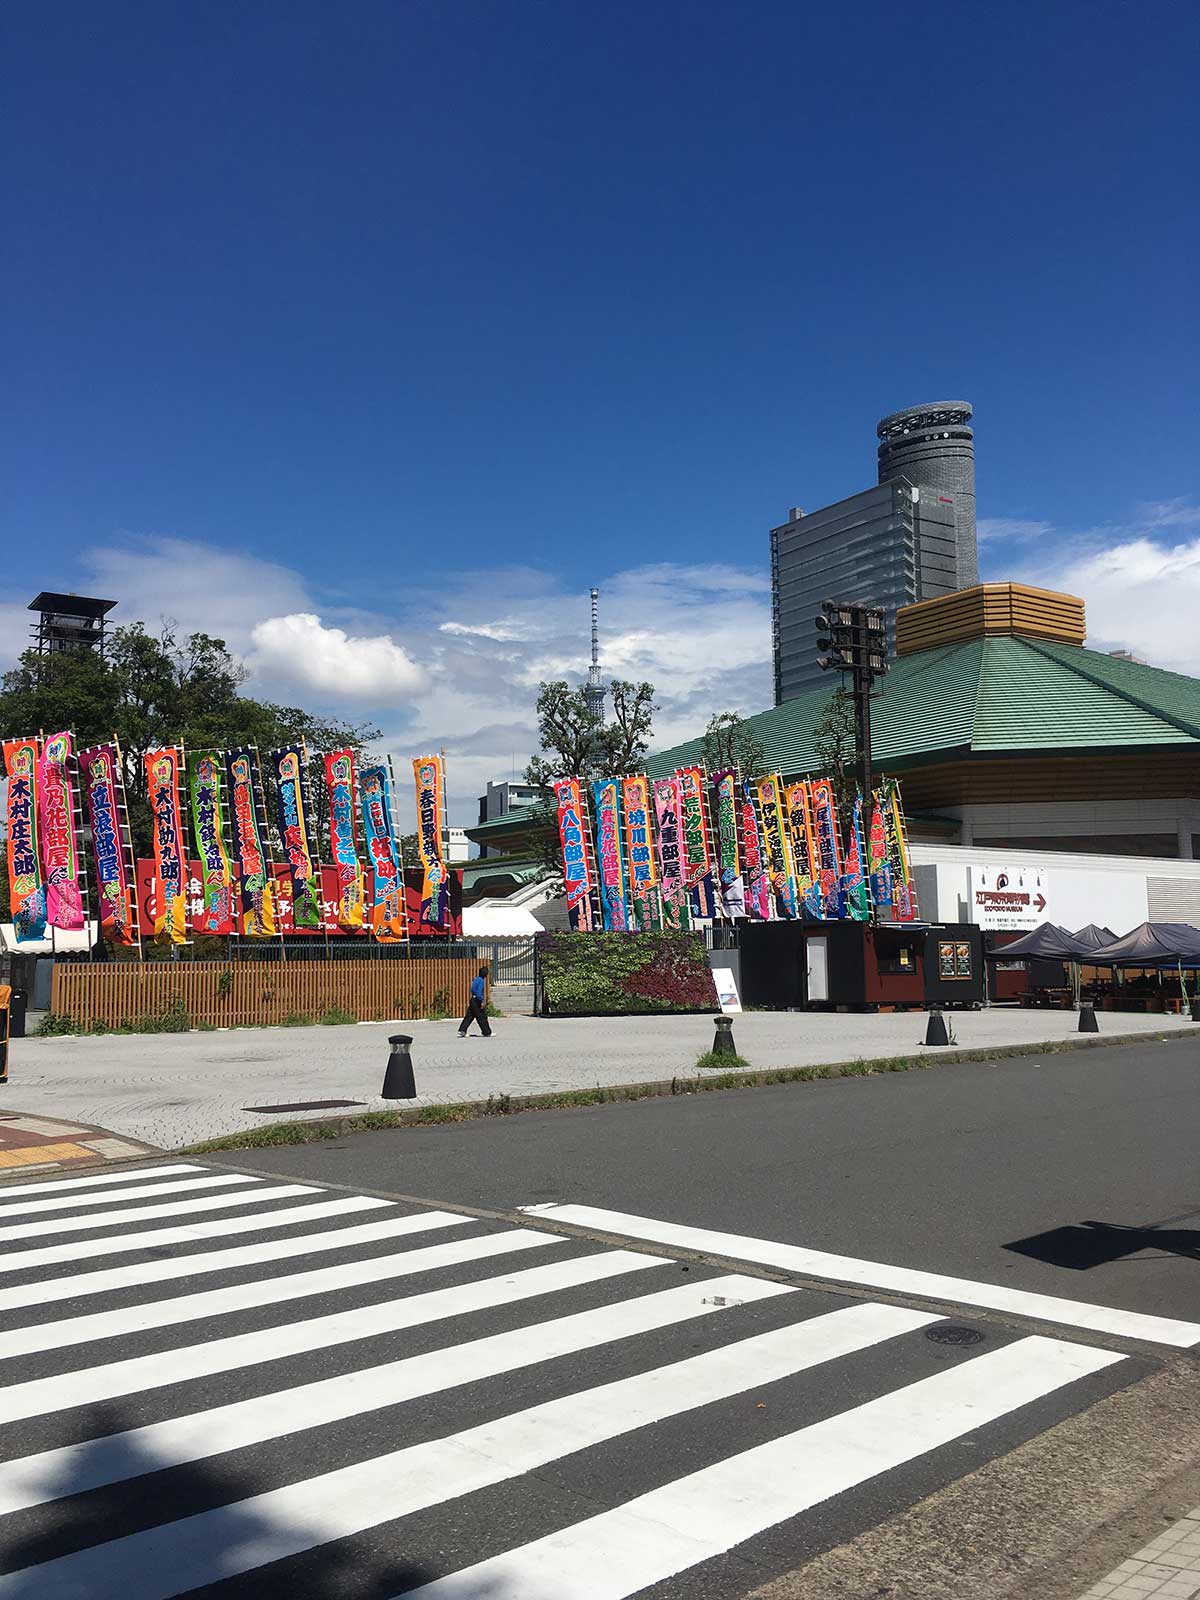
(1018, 534), (1200, 675)
(246, 613), (427, 701)
(1, 533), (773, 823)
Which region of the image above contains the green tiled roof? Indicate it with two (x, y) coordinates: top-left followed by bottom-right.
(646, 636), (1200, 780)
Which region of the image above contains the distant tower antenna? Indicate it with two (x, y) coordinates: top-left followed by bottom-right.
(584, 587), (606, 721)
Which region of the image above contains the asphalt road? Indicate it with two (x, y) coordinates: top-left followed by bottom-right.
(227, 1037), (1200, 1327)
(3, 1040), (1197, 1599)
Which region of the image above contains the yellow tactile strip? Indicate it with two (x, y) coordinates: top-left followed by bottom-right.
(0, 1141), (94, 1169)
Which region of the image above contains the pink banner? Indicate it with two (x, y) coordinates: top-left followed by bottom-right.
(38, 731), (84, 931)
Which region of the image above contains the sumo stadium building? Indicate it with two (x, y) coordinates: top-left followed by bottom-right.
(466, 585), (1200, 926)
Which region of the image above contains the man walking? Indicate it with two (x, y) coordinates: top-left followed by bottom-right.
(458, 966), (492, 1037)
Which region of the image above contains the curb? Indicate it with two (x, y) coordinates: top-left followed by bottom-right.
(183, 1025), (1191, 1153)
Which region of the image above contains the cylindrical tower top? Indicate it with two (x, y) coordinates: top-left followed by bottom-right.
(877, 401), (977, 589)
(876, 401), (973, 441)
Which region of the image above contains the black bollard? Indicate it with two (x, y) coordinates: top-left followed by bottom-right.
(711, 1015), (737, 1056)
(381, 1034), (417, 1099)
(1191, 998), (1200, 1023)
(924, 1008), (950, 1047)
(1077, 1002), (1099, 1034)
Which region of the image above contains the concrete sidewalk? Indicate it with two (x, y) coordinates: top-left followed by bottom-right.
(1, 1007), (1190, 1151)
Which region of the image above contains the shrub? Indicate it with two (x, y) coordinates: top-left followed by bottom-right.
(694, 1049), (752, 1072)
(536, 931), (719, 1016)
(282, 1012), (315, 1028)
(33, 1011), (80, 1037)
(426, 985), (454, 1021)
(318, 1005), (356, 1026)
(158, 997), (191, 1033)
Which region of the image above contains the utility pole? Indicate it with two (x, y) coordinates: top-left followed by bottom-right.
(814, 601), (890, 803)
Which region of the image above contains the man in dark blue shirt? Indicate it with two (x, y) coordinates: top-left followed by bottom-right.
(459, 966), (492, 1037)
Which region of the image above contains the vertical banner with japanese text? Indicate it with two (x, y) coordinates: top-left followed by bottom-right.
(272, 747), (322, 930)
(39, 732), (85, 932)
(79, 744), (137, 947)
(784, 780), (823, 919)
(674, 765), (716, 920)
(144, 747), (187, 943)
(2, 739), (46, 943)
(188, 751), (234, 935)
(325, 750), (366, 930)
(552, 777), (597, 931)
(886, 780), (919, 921)
(739, 775), (772, 921)
(754, 773), (797, 919)
(591, 778), (628, 930)
(226, 749), (277, 938)
(412, 755), (449, 929)
(360, 763), (407, 941)
(621, 775), (659, 930)
(808, 778), (844, 918)
(867, 790), (894, 915)
(842, 795), (870, 921)
(652, 776), (690, 930)
(710, 768), (745, 918)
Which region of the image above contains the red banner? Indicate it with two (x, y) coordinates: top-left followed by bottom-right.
(135, 863), (462, 938)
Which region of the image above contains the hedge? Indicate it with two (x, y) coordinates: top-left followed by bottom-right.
(536, 930), (719, 1016)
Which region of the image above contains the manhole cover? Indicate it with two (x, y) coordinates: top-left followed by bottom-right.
(245, 1100), (367, 1114)
(926, 1325), (986, 1346)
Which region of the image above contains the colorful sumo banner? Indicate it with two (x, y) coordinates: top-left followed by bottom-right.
(866, 791), (894, 915)
(652, 776), (690, 931)
(842, 795), (870, 921)
(188, 751), (234, 936)
(3, 738), (46, 943)
(225, 749), (277, 938)
(710, 768), (745, 919)
(808, 778), (844, 918)
(144, 747), (188, 944)
(754, 773), (797, 919)
(621, 775), (659, 930)
(784, 780), (823, 919)
(552, 777), (597, 931)
(412, 756), (449, 930)
(272, 747), (322, 931)
(592, 777), (628, 931)
(885, 780), (919, 921)
(78, 744), (137, 947)
(38, 732), (85, 932)
(325, 750), (366, 931)
(674, 766), (716, 921)
(360, 763), (407, 941)
(739, 776), (772, 921)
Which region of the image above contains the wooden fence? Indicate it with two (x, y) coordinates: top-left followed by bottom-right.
(51, 958), (478, 1030)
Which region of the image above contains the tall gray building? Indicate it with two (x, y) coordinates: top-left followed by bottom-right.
(877, 401), (978, 588)
(771, 483), (957, 701)
(770, 400), (978, 703)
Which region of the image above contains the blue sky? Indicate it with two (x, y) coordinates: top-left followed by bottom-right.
(5, 2), (1197, 817)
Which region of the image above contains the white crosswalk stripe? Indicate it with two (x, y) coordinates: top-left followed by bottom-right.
(525, 1202), (1200, 1349)
(0, 1167), (1133, 1600)
(0, 1181), (319, 1246)
(0, 1171), (259, 1219)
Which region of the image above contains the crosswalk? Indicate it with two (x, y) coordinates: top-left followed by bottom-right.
(0, 1161), (1137, 1598)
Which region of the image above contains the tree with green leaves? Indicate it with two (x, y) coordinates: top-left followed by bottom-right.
(0, 624), (378, 859)
(701, 710), (765, 780)
(522, 677), (657, 876)
(812, 684), (858, 837)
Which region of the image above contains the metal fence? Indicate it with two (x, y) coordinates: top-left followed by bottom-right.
(464, 938), (536, 984)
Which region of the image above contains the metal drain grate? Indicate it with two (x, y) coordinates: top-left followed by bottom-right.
(244, 1100), (367, 1114)
(926, 1326), (986, 1346)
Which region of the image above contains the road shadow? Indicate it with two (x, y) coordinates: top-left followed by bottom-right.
(1004, 1220), (1200, 1270)
(0, 1397), (487, 1599)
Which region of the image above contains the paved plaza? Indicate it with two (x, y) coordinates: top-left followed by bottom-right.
(1, 1006), (1190, 1150)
